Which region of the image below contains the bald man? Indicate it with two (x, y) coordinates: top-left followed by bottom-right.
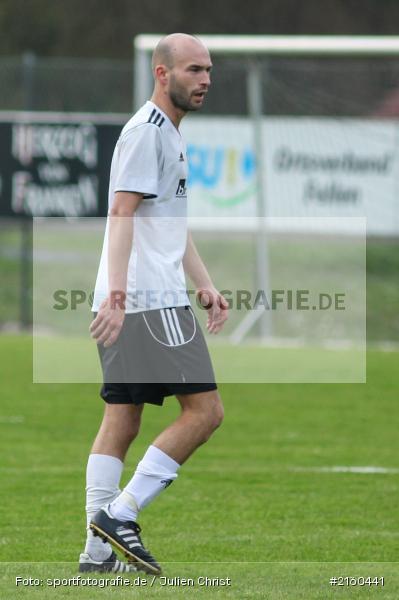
(79, 34), (228, 575)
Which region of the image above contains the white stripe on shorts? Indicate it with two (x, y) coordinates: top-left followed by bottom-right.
(160, 309), (174, 346)
(171, 308), (185, 344)
(165, 309), (180, 346)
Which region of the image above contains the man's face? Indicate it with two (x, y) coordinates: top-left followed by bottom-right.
(167, 46), (212, 112)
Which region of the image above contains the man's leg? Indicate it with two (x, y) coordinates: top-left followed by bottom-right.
(90, 390), (223, 573)
(91, 403), (144, 459)
(110, 390), (224, 520)
(84, 403), (143, 561)
(153, 389), (224, 464)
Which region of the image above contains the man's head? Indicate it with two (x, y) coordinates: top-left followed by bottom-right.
(152, 33), (212, 113)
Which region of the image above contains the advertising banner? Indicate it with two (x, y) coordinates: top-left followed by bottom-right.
(0, 112), (125, 218)
(183, 117), (399, 235)
(1, 112), (398, 234)
(263, 119), (399, 235)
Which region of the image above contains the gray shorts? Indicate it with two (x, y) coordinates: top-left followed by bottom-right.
(97, 306), (217, 406)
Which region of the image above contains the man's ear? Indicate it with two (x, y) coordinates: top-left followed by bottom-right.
(154, 64), (169, 86)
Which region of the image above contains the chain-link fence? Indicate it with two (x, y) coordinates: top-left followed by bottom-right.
(0, 54), (132, 113)
(3, 53), (399, 115)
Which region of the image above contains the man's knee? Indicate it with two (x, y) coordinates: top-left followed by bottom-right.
(205, 410), (223, 444)
(210, 395), (224, 431)
(102, 404), (143, 442)
(125, 413), (142, 441)
(206, 390), (224, 432)
(180, 390), (224, 441)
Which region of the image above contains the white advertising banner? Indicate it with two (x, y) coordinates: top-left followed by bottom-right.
(263, 119), (399, 235)
(181, 116), (256, 229)
(182, 117), (399, 235)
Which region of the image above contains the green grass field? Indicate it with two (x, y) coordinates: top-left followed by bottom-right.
(33, 335), (365, 383)
(1, 334), (399, 598)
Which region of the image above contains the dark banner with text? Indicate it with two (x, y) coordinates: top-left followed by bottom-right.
(0, 114), (126, 217)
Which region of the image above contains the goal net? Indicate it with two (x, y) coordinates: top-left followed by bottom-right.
(134, 36), (399, 380)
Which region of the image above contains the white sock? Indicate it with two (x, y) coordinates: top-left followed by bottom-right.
(110, 445), (180, 522)
(85, 453), (123, 560)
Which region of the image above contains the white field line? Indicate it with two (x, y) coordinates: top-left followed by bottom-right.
(0, 466), (81, 474)
(290, 466), (399, 474)
(208, 336), (399, 352)
(1, 464), (398, 475)
(0, 415), (24, 424)
(175, 465), (399, 475)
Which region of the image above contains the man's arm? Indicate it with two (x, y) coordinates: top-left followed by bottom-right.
(90, 191), (142, 347)
(183, 230), (228, 334)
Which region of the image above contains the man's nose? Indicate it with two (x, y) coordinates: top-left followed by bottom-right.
(201, 71), (211, 87)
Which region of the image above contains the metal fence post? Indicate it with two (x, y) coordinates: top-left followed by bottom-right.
(19, 51), (36, 328)
(133, 45), (153, 111)
(19, 219), (32, 328)
(230, 60), (272, 343)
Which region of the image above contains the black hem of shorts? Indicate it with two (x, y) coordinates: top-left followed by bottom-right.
(101, 382), (217, 407)
(165, 382), (218, 398)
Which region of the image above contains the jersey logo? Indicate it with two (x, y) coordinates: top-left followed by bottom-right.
(160, 479), (174, 489)
(176, 178), (187, 197)
(147, 108), (165, 127)
(179, 152), (185, 162)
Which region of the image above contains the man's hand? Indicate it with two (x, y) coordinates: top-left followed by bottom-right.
(197, 288), (229, 334)
(90, 292), (126, 347)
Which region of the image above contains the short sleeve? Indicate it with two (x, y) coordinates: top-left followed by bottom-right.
(114, 124), (161, 198)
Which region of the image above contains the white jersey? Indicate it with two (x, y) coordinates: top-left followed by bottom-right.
(92, 101), (190, 313)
